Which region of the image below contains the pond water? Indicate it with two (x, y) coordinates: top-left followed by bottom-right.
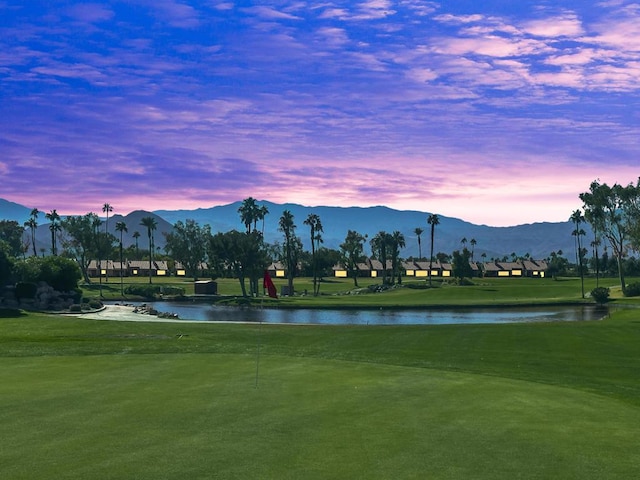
(117, 301), (607, 325)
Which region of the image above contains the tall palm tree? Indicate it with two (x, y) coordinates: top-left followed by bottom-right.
(132, 231), (141, 259)
(370, 231), (388, 284)
(414, 227), (424, 260)
(371, 231), (396, 284)
(461, 237), (467, 249)
(427, 214), (439, 287)
(92, 216), (104, 296)
(391, 230), (406, 284)
(591, 237), (601, 287)
(238, 197), (259, 233)
(258, 204), (269, 235)
(278, 210), (296, 295)
(570, 209), (586, 298)
(115, 221), (128, 296)
(470, 238), (477, 262)
(101, 204), (113, 283)
(584, 205), (603, 288)
(24, 218), (35, 257)
(304, 213), (323, 296)
(102, 203), (113, 234)
(28, 208), (39, 256)
(140, 217), (157, 284)
(45, 209), (61, 255)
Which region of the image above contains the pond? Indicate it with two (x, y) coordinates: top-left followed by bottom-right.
(116, 301), (607, 325)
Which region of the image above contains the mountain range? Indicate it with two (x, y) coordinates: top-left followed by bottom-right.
(1, 198), (581, 260)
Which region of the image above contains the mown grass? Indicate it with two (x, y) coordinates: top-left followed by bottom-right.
(1, 301), (640, 479)
(86, 274), (633, 308)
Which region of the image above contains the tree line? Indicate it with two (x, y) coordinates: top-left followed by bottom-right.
(578, 177), (640, 296)
(2, 178), (640, 297)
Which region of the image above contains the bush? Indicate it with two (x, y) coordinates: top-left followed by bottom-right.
(124, 284), (185, 299)
(591, 287), (610, 304)
(159, 286), (185, 296)
(0, 308), (23, 318)
(623, 282), (640, 297)
(69, 288), (83, 304)
(14, 256), (81, 292)
(124, 285), (158, 299)
(69, 304), (82, 312)
(14, 282), (37, 300)
(89, 300), (103, 310)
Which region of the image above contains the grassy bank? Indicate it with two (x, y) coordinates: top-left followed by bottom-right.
(1, 306), (640, 478)
(83, 274), (637, 308)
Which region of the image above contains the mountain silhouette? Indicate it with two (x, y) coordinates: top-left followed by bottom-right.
(1, 198), (580, 259)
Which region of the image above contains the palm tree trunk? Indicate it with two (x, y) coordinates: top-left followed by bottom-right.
(148, 232), (153, 284)
(119, 239), (124, 297)
(31, 229), (37, 257)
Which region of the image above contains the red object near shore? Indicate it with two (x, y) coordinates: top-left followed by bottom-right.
(263, 270), (278, 299)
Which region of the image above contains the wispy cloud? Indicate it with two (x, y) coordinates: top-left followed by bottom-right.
(243, 5), (303, 20)
(2, 0), (640, 225)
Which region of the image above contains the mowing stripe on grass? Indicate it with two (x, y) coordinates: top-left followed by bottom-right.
(1, 354), (639, 479)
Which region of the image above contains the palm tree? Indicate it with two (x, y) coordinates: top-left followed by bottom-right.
(92, 215), (104, 296)
(140, 217), (157, 284)
(101, 204), (113, 283)
(23, 218), (35, 257)
(470, 238), (477, 261)
(591, 237), (601, 287)
(278, 210), (296, 295)
(391, 230), (406, 284)
(583, 202), (603, 289)
(427, 214), (439, 287)
(27, 208), (39, 256)
(238, 197), (259, 233)
(414, 227), (424, 260)
(304, 213), (323, 296)
(258, 204), (269, 235)
(461, 237), (467, 249)
(570, 209), (586, 298)
(115, 221), (128, 296)
(132, 231), (141, 259)
(45, 209), (61, 255)
(102, 203), (113, 234)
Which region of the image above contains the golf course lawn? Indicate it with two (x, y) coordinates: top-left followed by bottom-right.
(1, 305), (640, 479)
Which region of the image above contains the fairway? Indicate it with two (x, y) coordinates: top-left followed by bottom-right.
(2, 351), (640, 479)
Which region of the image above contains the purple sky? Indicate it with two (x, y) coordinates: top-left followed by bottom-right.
(2, 1), (639, 226)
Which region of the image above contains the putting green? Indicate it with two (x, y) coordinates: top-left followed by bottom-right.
(1, 354), (639, 479)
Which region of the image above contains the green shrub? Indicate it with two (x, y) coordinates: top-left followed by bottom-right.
(89, 300), (103, 310)
(14, 282), (37, 300)
(0, 308), (22, 318)
(124, 285), (185, 299)
(160, 286), (185, 296)
(14, 256), (81, 291)
(125, 285), (161, 299)
(591, 287), (610, 304)
(71, 288), (83, 303)
(623, 282), (640, 297)
(69, 304), (82, 312)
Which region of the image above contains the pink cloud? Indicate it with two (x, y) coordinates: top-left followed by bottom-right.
(521, 15), (585, 37)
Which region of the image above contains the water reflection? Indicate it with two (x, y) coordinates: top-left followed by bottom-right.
(120, 302), (607, 325)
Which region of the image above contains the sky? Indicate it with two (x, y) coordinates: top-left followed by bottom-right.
(1, 0), (639, 227)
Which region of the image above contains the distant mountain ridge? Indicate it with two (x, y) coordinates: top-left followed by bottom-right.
(1, 198), (580, 259)
(155, 200), (578, 260)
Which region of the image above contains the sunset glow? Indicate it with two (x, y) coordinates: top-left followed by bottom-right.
(2, 1), (639, 226)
